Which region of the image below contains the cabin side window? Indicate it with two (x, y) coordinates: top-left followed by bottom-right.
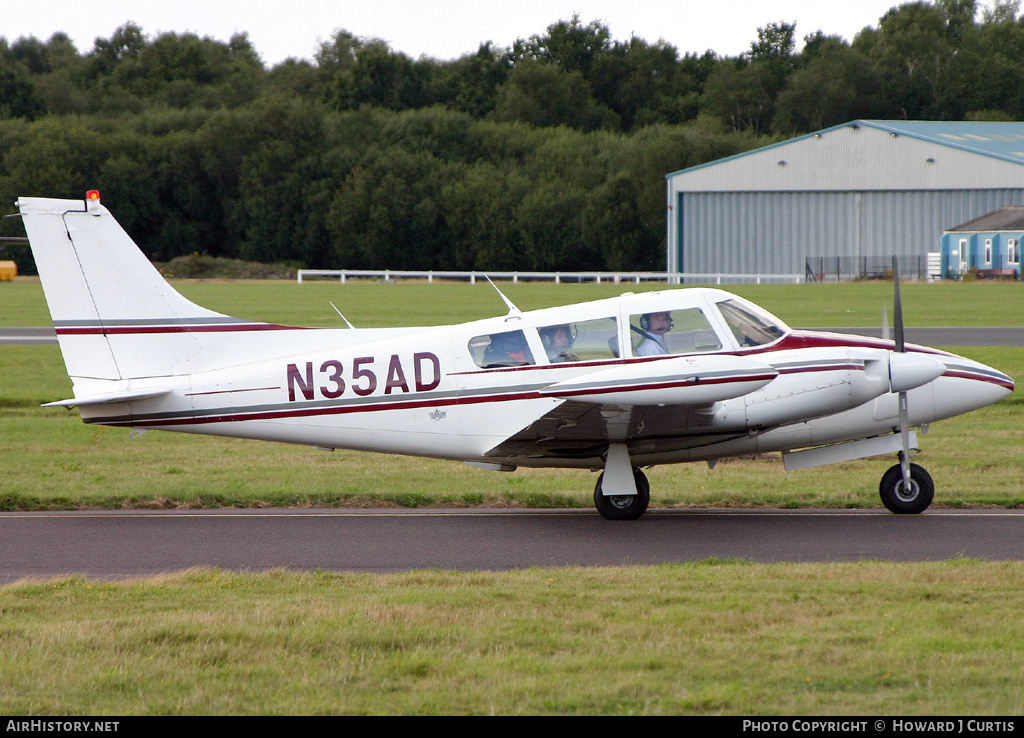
(468, 330), (535, 369)
(538, 317), (618, 363)
(628, 308), (722, 357)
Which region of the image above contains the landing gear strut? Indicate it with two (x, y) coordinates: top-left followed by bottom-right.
(879, 462), (934, 514)
(594, 468), (650, 521)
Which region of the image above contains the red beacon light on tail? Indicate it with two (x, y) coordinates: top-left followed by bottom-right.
(85, 190), (101, 215)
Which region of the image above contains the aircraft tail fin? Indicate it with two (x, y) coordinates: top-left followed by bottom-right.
(17, 194), (281, 381)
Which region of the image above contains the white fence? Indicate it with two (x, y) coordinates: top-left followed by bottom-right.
(296, 269), (804, 285)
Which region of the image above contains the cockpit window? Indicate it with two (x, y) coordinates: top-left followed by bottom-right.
(468, 329), (536, 368)
(539, 317), (618, 363)
(629, 308), (722, 356)
(717, 299), (787, 348)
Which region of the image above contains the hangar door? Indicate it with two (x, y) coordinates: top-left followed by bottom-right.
(674, 189), (1024, 277)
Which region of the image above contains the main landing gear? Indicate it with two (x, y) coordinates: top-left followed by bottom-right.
(879, 461), (934, 514)
(594, 468), (650, 521)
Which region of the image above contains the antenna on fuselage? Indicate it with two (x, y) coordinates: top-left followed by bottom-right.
(485, 276), (521, 317)
(329, 301), (356, 329)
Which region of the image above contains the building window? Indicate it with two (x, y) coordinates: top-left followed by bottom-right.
(1009, 239), (1019, 265)
(985, 238), (993, 265)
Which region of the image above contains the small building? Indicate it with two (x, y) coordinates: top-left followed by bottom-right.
(941, 206), (1024, 279)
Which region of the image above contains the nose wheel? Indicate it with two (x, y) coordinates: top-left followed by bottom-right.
(594, 468), (650, 520)
(879, 462), (934, 514)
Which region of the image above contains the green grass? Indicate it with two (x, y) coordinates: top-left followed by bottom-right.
(3, 562), (1024, 715)
(3, 276), (1024, 327)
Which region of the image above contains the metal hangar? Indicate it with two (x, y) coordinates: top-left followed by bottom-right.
(665, 120), (1024, 280)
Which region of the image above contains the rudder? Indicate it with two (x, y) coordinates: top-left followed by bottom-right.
(18, 194), (238, 380)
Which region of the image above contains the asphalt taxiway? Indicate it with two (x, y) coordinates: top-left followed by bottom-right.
(3, 508), (1024, 583)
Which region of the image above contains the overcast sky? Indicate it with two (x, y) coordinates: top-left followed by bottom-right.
(5, 1), (942, 65)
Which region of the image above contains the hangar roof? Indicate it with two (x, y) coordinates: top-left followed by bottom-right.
(862, 121), (1024, 166)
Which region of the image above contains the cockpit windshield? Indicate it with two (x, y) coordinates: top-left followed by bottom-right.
(716, 299), (787, 348)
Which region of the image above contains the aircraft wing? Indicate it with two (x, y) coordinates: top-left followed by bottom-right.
(484, 354), (777, 463)
(482, 399), (750, 463)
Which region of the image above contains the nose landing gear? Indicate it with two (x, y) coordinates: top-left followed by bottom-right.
(879, 462), (934, 514)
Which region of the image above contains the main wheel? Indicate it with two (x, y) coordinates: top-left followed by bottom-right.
(594, 468), (650, 521)
(879, 463), (934, 514)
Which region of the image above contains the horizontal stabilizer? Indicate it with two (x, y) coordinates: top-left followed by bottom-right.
(540, 354), (777, 406)
(43, 387), (171, 408)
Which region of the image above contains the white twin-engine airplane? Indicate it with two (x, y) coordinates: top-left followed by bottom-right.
(17, 193), (1014, 520)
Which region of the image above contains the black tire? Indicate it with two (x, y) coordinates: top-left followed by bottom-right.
(594, 468), (650, 521)
(879, 463), (934, 514)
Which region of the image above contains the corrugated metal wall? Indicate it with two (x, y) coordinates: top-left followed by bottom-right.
(677, 189), (1024, 275)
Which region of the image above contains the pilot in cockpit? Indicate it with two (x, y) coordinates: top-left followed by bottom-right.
(635, 311), (673, 355)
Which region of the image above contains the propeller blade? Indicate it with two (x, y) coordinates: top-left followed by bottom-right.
(892, 255), (911, 490)
(892, 255), (904, 353)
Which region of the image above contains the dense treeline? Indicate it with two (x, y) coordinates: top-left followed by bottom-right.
(2, 0), (1023, 273)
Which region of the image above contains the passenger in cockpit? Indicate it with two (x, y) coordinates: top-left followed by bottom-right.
(482, 330), (533, 367)
(540, 324), (580, 363)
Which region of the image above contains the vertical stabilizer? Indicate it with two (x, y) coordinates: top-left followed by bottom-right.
(18, 195), (239, 380)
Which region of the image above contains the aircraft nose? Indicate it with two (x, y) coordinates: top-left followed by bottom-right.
(951, 356), (1014, 394)
(931, 353), (1014, 419)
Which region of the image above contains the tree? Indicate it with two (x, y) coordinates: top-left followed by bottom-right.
(492, 59), (618, 131)
(750, 21), (797, 63)
(700, 59), (777, 134)
(948, 2), (1024, 119)
(427, 42), (509, 118)
(326, 148), (457, 269)
(700, 22), (796, 134)
(512, 14), (612, 77)
(441, 162), (532, 269)
(583, 174), (659, 269)
(589, 37), (701, 130)
(515, 177), (593, 270)
(326, 40), (430, 111)
(853, 1), (961, 119)
(0, 60), (43, 119)
(773, 37), (883, 133)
